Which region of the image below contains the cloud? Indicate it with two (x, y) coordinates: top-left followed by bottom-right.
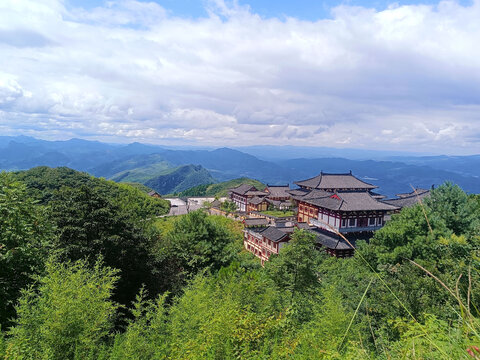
(0, 0), (480, 153)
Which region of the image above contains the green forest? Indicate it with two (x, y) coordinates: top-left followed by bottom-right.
(1, 167), (480, 359)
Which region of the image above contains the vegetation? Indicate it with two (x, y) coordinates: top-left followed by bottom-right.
(260, 210), (295, 217)
(177, 177), (265, 197)
(2, 172), (480, 359)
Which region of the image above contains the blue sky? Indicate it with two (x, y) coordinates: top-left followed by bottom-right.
(1, 0), (480, 154)
(68, 0), (473, 20)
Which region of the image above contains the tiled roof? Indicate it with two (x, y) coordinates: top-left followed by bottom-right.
(148, 190), (159, 196)
(245, 190), (269, 197)
(248, 196), (267, 205)
(384, 190), (430, 208)
(308, 227), (358, 250)
(244, 218), (269, 227)
(260, 226), (289, 242)
(395, 188), (430, 198)
(229, 184), (258, 195)
(294, 172), (377, 190)
(265, 185), (291, 198)
(303, 191), (399, 212)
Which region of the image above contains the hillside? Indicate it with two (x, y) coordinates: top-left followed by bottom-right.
(177, 177), (266, 197)
(144, 164), (215, 195)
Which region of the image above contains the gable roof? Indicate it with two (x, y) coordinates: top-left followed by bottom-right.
(260, 226), (289, 242)
(248, 196), (268, 205)
(229, 184), (258, 195)
(294, 172), (377, 190)
(265, 185), (291, 198)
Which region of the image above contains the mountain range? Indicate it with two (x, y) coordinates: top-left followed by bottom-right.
(0, 136), (479, 196)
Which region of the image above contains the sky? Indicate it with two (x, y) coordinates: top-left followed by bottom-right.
(0, 0), (479, 154)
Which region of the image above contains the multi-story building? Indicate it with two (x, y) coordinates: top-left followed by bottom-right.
(228, 184), (268, 212)
(290, 172), (399, 257)
(243, 226), (290, 265)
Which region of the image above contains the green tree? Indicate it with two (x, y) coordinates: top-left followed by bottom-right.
(5, 259), (119, 360)
(0, 172), (53, 329)
(157, 210), (241, 293)
(265, 230), (323, 298)
(49, 185), (162, 308)
(220, 200), (237, 215)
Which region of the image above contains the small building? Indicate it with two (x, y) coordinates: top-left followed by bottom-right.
(228, 184), (268, 212)
(247, 196), (269, 212)
(243, 226), (290, 265)
(264, 185), (291, 201)
(148, 190), (162, 198)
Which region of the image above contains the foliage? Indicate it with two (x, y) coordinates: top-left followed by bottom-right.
(0, 172), (54, 329)
(2, 181), (480, 359)
(4, 259), (119, 360)
(49, 185), (163, 308)
(260, 210), (295, 217)
(155, 211), (242, 293)
(220, 199), (237, 215)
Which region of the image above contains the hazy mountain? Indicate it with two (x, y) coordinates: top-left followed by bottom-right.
(2, 136), (480, 197)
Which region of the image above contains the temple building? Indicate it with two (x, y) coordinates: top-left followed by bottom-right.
(290, 172), (399, 257)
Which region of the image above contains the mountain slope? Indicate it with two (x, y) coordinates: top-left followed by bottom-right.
(177, 177), (266, 197)
(144, 165), (216, 194)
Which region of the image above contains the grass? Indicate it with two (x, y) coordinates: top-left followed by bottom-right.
(260, 210), (295, 217)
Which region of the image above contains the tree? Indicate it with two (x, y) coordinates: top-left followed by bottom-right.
(49, 185), (161, 308)
(157, 210), (241, 293)
(265, 230), (323, 298)
(220, 200), (237, 216)
(4, 259), (119, 360)
(0, 172), (53, 329)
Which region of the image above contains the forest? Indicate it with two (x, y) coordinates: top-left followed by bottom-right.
(1, 166), (480, 359)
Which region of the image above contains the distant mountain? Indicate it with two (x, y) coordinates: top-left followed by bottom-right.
(144, 165), (216, 195)
(277, 158), (480, 196)
(176, 177), (266, 197)
(2, 136), (480, 197)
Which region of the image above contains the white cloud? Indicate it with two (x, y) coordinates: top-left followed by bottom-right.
(0, 0), (480, 153)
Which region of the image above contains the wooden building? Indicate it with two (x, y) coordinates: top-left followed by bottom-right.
(228, 184), (268, 212)
(243, 226), (290, 265)
(247, 196), (269, 212)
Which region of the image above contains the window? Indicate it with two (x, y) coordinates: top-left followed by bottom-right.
(368, 217), (376, 226)
(348, 218), (357, 227)
(377, 217), (383, 226)
(299, 205), (303, 211)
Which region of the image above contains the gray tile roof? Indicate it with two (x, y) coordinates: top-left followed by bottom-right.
(244, 218), (270, 227)
(229, 184), (258, 195)
(294, 172), (377, 190)
(260, 226), (289, 242)
(308, 228), (358, 250)
(396, 188), (430, 198)
(265, 185), (291, 198)
(248, 196), (267, 205)
(384, 190), (430, 208)
(303, 191), (399, 212)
